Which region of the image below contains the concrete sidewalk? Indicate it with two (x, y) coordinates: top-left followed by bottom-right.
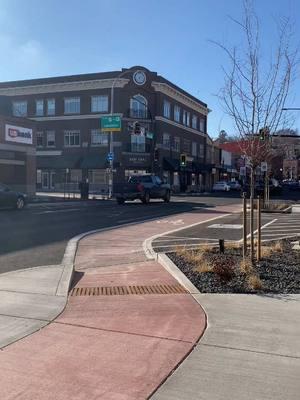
(0, 205), (238, 399)
(152, 294), (300, 400)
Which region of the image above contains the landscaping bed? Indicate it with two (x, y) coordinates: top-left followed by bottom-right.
(168, 240), (300, 294)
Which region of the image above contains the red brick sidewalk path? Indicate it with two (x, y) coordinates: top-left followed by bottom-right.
(0, 205), (238, 400)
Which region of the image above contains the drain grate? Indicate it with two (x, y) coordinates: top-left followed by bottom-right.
(70, 284), (187, 296)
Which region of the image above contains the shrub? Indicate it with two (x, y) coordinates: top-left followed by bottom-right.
(211, 255), (235, 282)
(248, 274), (263, 290)
(239, 258), (253, 275)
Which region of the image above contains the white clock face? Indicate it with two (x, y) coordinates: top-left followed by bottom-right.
(133, 70), (146, 85)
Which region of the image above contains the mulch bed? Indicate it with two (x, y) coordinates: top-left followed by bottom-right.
(168, 239), (300, 294)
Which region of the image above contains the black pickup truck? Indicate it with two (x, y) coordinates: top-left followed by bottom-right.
(115, 175), (171, 205)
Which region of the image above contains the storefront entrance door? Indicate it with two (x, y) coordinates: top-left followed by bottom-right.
(42, 172), (49, 190)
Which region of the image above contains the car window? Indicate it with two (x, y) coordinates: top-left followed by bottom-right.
(140, 176), (152, 183)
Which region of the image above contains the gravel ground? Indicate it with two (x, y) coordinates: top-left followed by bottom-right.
(168, 239), (300, 294)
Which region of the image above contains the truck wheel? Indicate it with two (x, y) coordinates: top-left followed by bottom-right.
(142, 191), (150, 204)
(117, 198), (125, 205)
(163, 190), (171, 203)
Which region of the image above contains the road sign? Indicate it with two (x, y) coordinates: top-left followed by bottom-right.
(101, 115), (121, 132)
(261, 162), (268, 172)
(107, 152), (114, 161)
(146, 132), (154, 139)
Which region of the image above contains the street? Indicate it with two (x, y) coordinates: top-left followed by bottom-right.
(0, 195), (240, 274)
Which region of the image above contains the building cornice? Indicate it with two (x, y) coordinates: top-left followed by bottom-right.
(0, 78), (130, 96)
(151, 82), (210, 116)
(30, 113), (123, 121)
(155, 116), (206, 138)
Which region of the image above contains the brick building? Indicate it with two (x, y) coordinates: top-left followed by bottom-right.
(0, 66), (212, 193)
(0, 96), (36, 194)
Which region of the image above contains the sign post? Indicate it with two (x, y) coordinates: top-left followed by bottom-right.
(101, 115), (121, 198)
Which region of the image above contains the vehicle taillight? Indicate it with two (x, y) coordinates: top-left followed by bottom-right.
(137, 183), (144, 192)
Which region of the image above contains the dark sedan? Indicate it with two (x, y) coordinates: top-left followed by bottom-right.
(0, 184), (27, 210)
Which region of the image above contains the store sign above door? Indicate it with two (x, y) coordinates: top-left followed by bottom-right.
(5, 124), (33, 145)
(101, 115), (121, 132)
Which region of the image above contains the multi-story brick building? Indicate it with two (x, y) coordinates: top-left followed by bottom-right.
(0, 66), (212, 193)
(0, 96), (36, 194)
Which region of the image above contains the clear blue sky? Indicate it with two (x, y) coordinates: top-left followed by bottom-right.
(0, 0), (299, 137)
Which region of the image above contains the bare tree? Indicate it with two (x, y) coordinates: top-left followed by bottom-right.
(213, 0), (299, 260)
(215, 0), (298, 189)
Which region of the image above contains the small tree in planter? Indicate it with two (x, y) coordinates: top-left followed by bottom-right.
(214, 0), (298, 260)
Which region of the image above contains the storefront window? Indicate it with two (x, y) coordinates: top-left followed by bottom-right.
(131, 134), (145, 152)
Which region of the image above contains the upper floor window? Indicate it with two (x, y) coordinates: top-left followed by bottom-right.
(183, 139), (190, 153)
(192, 115), (197, 129)
(12, 100), (27, 117)
(64, 97), (80, 114)
(35, 99), (44, 116)
(46, 131), (55, 147)
(199, 118), (205, 132)
(163, 100), (171, 119)
(163, 133), (170, 149)
(91, 95), (108, 113)
(91, 129), (108, 146)
(47, 99), (55, 115)
(131, 134), (145, 152)
(174, 105), (180, 122)
(64, 130), (80, 147)
(199, 143), (205, 158)
(186, 112), (190, 127)
(182, 110), (187, 125)
(37, 132), (43, 147)
(130, 94), (147, 118)
(192, 142), (197, 157)
(173, 136), (180, 152)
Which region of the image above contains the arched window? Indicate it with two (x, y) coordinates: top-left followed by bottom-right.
(130, 94), (147, 118)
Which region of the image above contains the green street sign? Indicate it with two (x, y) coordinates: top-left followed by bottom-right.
(146, 132), (154, 139)
(101, 115), (121, 132)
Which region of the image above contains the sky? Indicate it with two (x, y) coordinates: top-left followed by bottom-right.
(0, 0), (299, 137)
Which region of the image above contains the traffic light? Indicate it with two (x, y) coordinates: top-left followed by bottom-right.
(180, 154), (186, 167)
(259, 128), (265, 141)
(154, 148), (159, 161)
(134, 121), (141, 135)
(259, 127), (270, 141)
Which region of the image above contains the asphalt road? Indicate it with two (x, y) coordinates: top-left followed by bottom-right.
(152, 211), (300, 253)
(0, 195), (240, 274)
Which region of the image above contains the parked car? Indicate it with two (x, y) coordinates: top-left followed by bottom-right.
(212, 181), (231, 192)
(228, 181), (242, 191)
(242, 179), (283, 196)
(0, 183), (27, 210)
(115, 175), (171, 205)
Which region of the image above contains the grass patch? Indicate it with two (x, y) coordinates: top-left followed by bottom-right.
(239, 258), (253, 275)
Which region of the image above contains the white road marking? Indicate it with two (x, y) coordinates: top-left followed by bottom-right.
(35, 208), (82, 215)
(208, 224), (243, 229)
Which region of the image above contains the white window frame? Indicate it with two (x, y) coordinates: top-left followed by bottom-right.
(130, 94), (147, 118)
(35, 99), (44, 116)
(91, 95), (109, 113)
(174, 105), (180, 122)
(174, 136), (180, 152)
(36, 131), (43, 147)
(131, 134), (145, 152)
(186, 112), (190, 127)
(163, 133), (170, 149)
(182, 110), (187, 125)
(192, 141), (197, 157)
(47, 98), (55, 116)
(46, 131), (55, 148)
(91, 129), (109, 146)
(64, 130), (80, 147)
(64, 97), (80, 114)
(192, 115), (197, 129)
(199, 143), (205, 158)
(199, 118), (205, 132)
(12, 100), (27, 117)
(163, 100), (171, 119)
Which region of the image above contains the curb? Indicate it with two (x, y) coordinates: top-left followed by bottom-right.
(143, 213), (232, 260)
